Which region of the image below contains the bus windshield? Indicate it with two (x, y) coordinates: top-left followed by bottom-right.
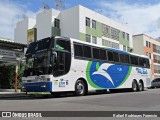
(23, 37), (71, 77)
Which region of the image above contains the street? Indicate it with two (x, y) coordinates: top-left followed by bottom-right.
(0, 89), (160, 111)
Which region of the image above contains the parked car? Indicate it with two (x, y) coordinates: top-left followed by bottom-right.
(150, 78), (160, 88)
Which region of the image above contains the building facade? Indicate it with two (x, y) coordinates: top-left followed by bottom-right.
(14, 5), (133, 52)
(133, 34), (160, 79)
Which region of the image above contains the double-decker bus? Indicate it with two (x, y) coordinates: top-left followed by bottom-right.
(22, 36), (151, 96)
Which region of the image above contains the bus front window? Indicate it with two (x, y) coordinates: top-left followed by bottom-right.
(33, 51), (51, 75)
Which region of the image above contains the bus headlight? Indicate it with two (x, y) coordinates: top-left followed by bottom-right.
(41, 85), (46, 88)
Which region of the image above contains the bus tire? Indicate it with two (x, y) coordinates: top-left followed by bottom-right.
(74, 80), (87, 96)
(132, 80), (138, 92)
(138, 81), (144, 91)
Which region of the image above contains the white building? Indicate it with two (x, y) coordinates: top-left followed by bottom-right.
(14, 5), (133, 52)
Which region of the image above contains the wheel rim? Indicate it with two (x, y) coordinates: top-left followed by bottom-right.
(139, 82), (142, 91)
(77, 83), (84, 95)
(133, 83), (137, 91)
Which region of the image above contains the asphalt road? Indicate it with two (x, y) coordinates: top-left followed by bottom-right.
(0, 89), (160, 120)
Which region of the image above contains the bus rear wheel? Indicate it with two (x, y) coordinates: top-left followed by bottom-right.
(74, 80), (87, 96)
(138, 81), (144, 91)
(132, 80), (138, 92)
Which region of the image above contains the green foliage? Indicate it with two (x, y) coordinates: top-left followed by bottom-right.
(0, 63), (25, 89)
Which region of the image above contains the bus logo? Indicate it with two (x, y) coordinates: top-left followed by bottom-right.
(136, 68), (148, 74)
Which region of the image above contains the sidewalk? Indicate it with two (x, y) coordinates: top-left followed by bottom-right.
(0, 91), (27, 98)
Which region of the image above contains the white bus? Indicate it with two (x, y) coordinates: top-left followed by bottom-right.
(22, 36), (151, 96)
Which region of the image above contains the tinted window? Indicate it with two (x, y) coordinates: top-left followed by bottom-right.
(74, 44), (83, 57)
(83, 46), (91, 58)
(135, 57), (138, 65)
(113, 52), (119, 62)
(107, 51), (114, 61)
(125, 55), (129, 64)
(120, 54), (125, 63)
(56, 39), (71, 52)
(93, 48), (100, 59)
(130, 56), (135, 65)
(143, 58), (150, 68)
(139, 58), (143, 66)
(154, 78), (160, 82)
(100, 49), (107, 60)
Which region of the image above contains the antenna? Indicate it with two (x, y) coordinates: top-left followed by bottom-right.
(97, 10), (103, 14)
(22, 14), (27, 19)
(42, 2), (50, 12)
(54, 0), (65, 10)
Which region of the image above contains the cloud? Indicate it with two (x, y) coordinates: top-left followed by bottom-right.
(0, 0), (41, 40)
(95, 1), (160, 38)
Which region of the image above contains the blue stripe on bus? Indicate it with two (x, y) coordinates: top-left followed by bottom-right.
(23, 82), (52, 92)
(107, 48), (128, 54)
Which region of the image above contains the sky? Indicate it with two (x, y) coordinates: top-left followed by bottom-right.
(0, 0), (160, 40)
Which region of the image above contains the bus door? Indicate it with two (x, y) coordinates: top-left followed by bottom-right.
(53, 38), (71, 77)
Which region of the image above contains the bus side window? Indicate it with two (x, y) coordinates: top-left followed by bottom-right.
(113, 52), (119, 62)
(135, 57), (138, 65)
(92, 48), (100, 59)
(120, 54), (125, 63)
(139, 58), (143, 67)
(124, 55), (129, 64)
(74, 44), (83, 57)
(146, 59), (150, 68)
(100, 49), (107, 60)
(83, 45), (91, 58)
(56, 39), (71, 52)
(107, 51), (114, 61)
(130, 56), (135, 65)
(143, 58), (150, 68)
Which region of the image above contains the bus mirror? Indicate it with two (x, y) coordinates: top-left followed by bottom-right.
(52, 51), (57, 59)
(51, 52), (57, 68)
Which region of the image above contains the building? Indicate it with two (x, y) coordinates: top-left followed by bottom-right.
(0, 38), (27, 91)
(133, 34), (160, 79)
(14, 5), (133, 52)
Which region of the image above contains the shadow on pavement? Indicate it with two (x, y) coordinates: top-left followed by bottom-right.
(0, 89), (149, 100)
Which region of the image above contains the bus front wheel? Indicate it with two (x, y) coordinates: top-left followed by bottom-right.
(74, 80), (87, 96)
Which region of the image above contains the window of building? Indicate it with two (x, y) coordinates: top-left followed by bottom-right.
(123, 45), (126, 51)
(86, 34), (91, 43)
(146, 41), (151, 48)
(92, 36), (97, 44)
(83, 45), (91, 58)
(127, 47), (130, 52)
(54, 19), (60, 28)
(92, 20), (96, 29)
(111, 27), (119, 40)
(102, 39), (119, 49)
(149, 53), (151, 59)
(126, 33), (129, 40)
(86, 17), (90, 27)
(102, 24), (110, 35)
(92, 48), (100, 59)
(122, 32), (125, 39)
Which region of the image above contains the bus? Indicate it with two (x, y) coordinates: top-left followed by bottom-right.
(22, 36), (151, 96)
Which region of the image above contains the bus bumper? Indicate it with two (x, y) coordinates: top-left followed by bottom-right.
(23, 82), (52, 92)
